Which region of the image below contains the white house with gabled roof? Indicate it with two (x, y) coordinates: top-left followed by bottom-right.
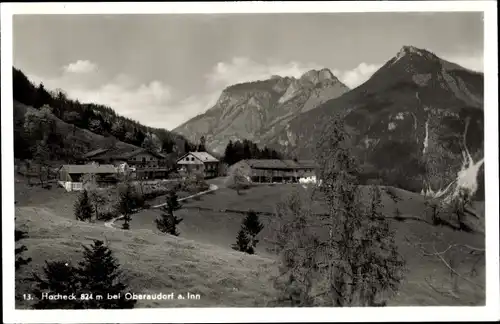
(176, 151), (220, 179)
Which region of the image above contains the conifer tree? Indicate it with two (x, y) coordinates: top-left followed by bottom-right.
(269, 116), (406, 307)
(355, 186), (406, 306)
(155, 206), (183, 236)
(242, 210), (264, 250)
(76, 240), (136, 309)
(74, 190), (94, 222)
(232, 228), (252, 254)
(166, 190), (181, 212)
(232, 210), (264, 254)
(155, 190), (183, 236)
(32, 261), (83, 309)
(115, 182), (137, 229)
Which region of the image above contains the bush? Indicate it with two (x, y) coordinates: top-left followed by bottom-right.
(98, 211), (117, 221)
(182, 174), (209, 194)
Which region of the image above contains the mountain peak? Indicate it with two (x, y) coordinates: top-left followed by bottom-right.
(300, 68), (338, 84)
(393, 45), (438, 63)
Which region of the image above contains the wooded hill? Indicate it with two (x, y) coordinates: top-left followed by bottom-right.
(13, 67), (197, 162)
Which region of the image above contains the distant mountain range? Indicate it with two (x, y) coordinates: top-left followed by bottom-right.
(173, 68), (350, 154)
(175, 46), (484, 199)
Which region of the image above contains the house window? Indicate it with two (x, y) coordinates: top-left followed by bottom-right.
(142, 157), (146, 163)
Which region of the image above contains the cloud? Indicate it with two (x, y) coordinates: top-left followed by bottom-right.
(442, 53), (484, 72)
(63, 78), (173, 124)
(205, 57), (323, 89)
(333, 62), (383, 89)
(64, 60), (97, 74)
(27, 70), (174, 128)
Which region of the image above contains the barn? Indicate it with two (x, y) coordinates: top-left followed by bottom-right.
(58, 164), (117, 192)
(231, 159), (318, 183)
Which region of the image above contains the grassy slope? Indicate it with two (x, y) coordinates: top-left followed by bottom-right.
(15, 180), (485, 307)
(15, 205), (277, 308)
(130, 184), (486, 305)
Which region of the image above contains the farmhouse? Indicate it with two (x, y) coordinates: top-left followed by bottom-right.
(58, 164), (117, 192)
(80, 147), (170, 180)
(231, 159), (318, 183)
(176, 152), (220, 179)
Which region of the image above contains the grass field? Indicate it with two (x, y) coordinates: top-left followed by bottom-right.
(15, 206), (278, 308)
(15, 180), (486, 307)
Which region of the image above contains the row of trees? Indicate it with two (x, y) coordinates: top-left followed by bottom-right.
(13, 67), (195, 160)
(223, 139), (283, 166)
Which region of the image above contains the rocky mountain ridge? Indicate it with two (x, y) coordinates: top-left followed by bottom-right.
(268, 45), (484, 200)
(173, 68), (350, 154)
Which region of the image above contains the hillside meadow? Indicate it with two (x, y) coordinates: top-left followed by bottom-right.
(15, 180), (485, 307)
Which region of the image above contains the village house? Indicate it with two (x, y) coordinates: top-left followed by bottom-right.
(58, 164), (117, 192)
(231, 159), (318, 183)
(79, 147), (170, 180)
(176, 151), (220, 179)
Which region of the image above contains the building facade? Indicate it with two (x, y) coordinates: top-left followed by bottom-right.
(176, 152), (220, 179)
(58, 164), (117, 192)
(80, 147), (170, 180)
(231, 159), (318, 183)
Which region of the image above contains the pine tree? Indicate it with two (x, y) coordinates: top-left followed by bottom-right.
(198, 135), (206, 152)
(155, 205), (183, 236)
(355, 186), (406, 306)
(242, 210), (264, 250)
(32, 261), (84, 309)
(115, 183), (137, 229)
(74, 190), (94, 222)
(232, 211), (264, 254)
(232, 228), (252, 254)
(76, 240), (136, 309)
(314, 117), (406, 306)
(223, 140), (234, 165)
(166, 190), (181, 212)
(269, 116), (406, 307)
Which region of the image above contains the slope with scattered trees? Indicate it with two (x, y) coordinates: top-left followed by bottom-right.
(13, 67), (196, 162)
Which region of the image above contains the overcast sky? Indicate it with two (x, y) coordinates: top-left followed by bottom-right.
(13, 12), (484, 130)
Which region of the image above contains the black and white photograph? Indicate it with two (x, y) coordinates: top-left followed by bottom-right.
(2, 1), (499, 323)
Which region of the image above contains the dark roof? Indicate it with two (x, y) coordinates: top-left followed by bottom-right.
(243, 159), (289, 169)
(81, 148), (110, 159)
(85, 147), (166, 161)
(60, 164), (117, 174)
(242, 159), (319, 170)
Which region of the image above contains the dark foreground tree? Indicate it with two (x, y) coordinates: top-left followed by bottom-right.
(74, 190), (94, 222)
(269, 116), (406, 306)
(32, 261), (83, 309)
(76, 240), (137, 309)
(31, 240), (136, 309)
(269, 188), (319, 306)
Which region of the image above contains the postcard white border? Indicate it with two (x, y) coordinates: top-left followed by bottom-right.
(2, 1), (498, 323)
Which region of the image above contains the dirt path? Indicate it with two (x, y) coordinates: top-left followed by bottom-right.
(104, 183), (219, 230)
